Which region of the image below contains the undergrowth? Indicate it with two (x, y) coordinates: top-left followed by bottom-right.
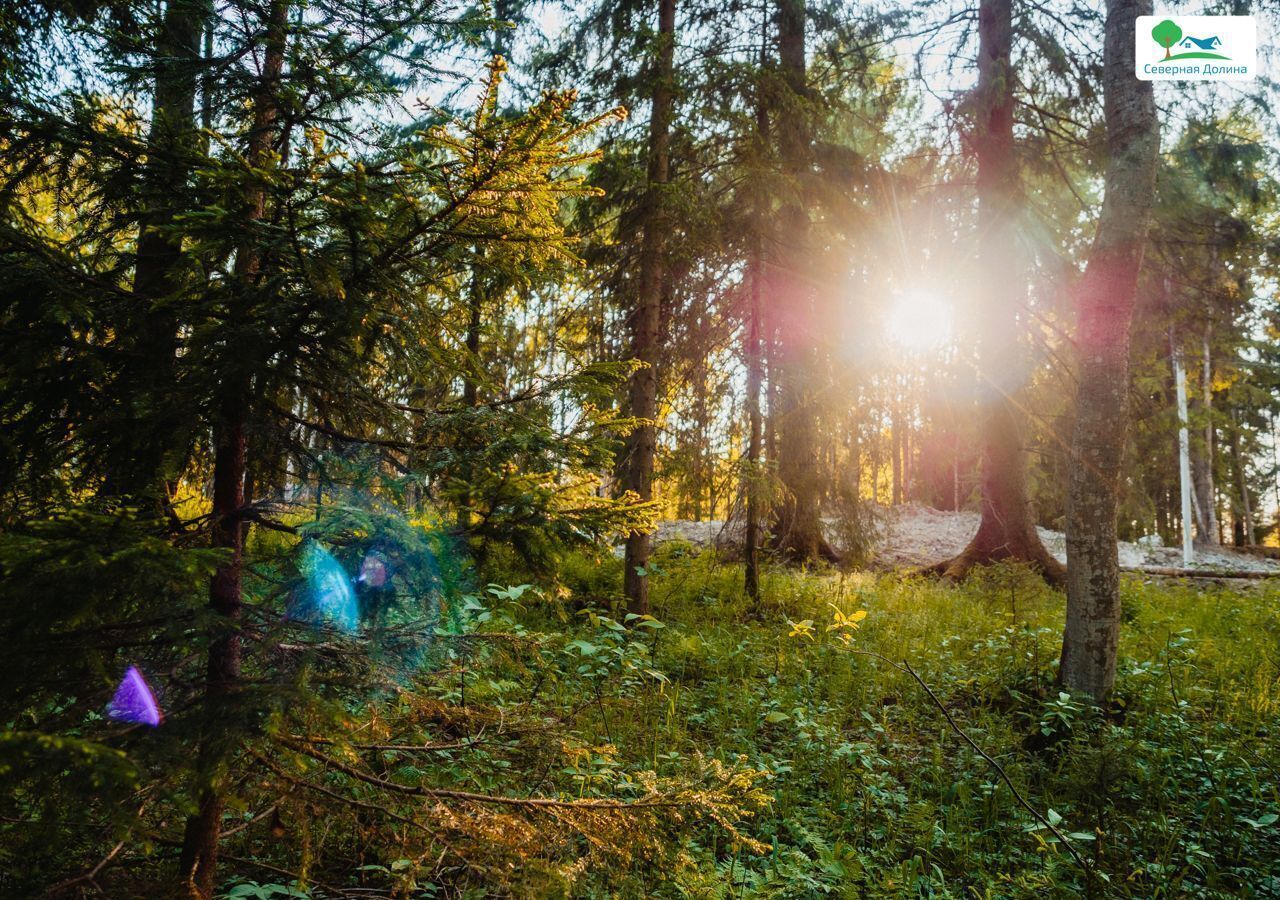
(482, 547), (1280, 898)
(16, 538), (1277, 898)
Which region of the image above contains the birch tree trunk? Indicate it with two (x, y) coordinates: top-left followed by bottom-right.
(1059, 0), (1160, 701)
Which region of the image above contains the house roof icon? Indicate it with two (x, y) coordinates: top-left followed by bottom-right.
(1180, 35), (1222, 50)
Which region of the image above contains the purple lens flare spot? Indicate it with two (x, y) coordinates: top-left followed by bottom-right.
(107, 665), (162, 727)
(357, 553), (388, 588)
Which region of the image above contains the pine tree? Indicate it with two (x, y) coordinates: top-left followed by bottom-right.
(1, 1), (649, 891)
(768, 0), (835, 563)
(924, 0), (1066, 585)
(621, 0), (676, 615)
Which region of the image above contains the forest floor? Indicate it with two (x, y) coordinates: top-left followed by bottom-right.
(650, 503), (1280, 575)
(469, 549), (1280, 896)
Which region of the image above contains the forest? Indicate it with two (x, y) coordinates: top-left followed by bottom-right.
(1, 0), (1279, 895)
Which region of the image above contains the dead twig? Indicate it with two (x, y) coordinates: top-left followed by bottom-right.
(42, 840), (125, 896)
(278, 739), (679, 810)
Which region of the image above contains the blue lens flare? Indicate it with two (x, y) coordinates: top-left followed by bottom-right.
(107, 665), (162, 727)
(288, 540), (360, 634)
(280, 496), (472, 687)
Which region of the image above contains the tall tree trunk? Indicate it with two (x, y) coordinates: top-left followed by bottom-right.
(457, 267), (484, 530)
(1272, 410), (1280, 530)
(891, 388), (903, 505)
(1229, 408), (1255, 546)
(745, 254), (765, 603)
(743, 6), (771, 604)
(701, 353), (711, 522)
(179, 2), (287, 893)
(770, 0), (836, 563)
(1059, 0), (1159, 701)
(926, 0), (1065, 585)
(622, 0), (675, 615)
(902, 402), (913, 503)
(952, 432), (961, 511)
(1190, 324), (1218, 545)
(106, 0), (207, 500)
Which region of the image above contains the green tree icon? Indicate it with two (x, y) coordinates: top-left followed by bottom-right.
(1152, 19), (1182, 59)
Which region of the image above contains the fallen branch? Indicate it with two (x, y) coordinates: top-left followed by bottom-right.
(1122, 565), (1279, 580)
(278, 738), (679, 810)
(284, 734), (479, 752)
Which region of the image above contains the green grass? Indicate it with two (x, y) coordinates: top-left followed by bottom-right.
(491, 549), (1280, 897)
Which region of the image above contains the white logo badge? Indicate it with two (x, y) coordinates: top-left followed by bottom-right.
(1136, 16), (1256, 81)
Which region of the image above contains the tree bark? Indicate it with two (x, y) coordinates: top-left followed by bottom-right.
(769, 0), (836, 563)
(891, 392), (903, 506)
(621, 0), (675, 616)
(105, 0), (207, 500)
(1190, 324), (1219, 545)
(1229, 407), (1255, 546)
(1059, 0), (1159, 701)
(925, 0), (1065, 586)
(743, 7), (771, 605)
(179, 2), (287, 893)
(745, 254), (765, 603)
(457, 265), (485, 530)
(902, 390), (913, 503)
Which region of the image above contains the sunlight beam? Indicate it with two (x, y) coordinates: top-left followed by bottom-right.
(884, 290), (953, 353)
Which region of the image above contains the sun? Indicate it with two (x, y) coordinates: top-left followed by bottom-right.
(884, 290), (953, 352)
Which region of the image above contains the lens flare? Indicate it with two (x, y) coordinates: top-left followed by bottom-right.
(885, 290), (952, 352)
(108, 665), (162, 726)
(356, 553), (389, 588)
(288, 541), (360, 634)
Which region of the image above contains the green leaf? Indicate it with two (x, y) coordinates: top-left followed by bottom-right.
(565, 639), (599, 656)
(1242, 812), (1279, 828)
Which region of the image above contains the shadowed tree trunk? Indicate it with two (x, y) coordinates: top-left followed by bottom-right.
(622, 0), (676, 616)
(924, 0), (1065, 586)
(104, 0), (207, 501)
(769, 0), (837, 564)
(743, 4), (771, 604)
(178, 1), (287, 893)
(1229, 407), (1255, 546)
(457, 263), (486, 531)
(745, 254), (765, 602)
(1059, 0), (1159, 701)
